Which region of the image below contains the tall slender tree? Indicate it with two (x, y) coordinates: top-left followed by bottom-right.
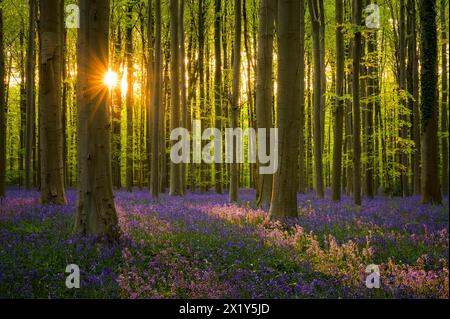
(0, 0), (5, 198)
(74, 0), (119, 238)
(407, 0), (420, 195)
(255, 0), (275, 206)
(112, 24), (122, 189)
(179, 0), (187, 194)
(229, 0), (241, 203)
(440, 0), (448, 196)
(25, 0), (36, 190)
(332, 0), (345, 201)
(399, 0), (409, 196)
(147, 0), (154, 191)
(298, 0), (306, 194)
(125, 0), (134, 192)
(307, 0), (325, 199)
(151, 0), (162, 198)
(420, 0), (442, 204)
(169, 0), (183, 195)
(214, 0), (223, 194)
(39, 0), (66, 204)
(352, 0), (362, 205)
(364, 0), (376, 199)
(269, 0), (301, 219)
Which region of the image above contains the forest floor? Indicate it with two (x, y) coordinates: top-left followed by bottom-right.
(0, 188), (448, 299)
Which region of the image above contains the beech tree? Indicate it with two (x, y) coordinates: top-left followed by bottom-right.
(0, 0), (5, 199)
(298, 0), (306, 195)
(229, 0), (241, 203)
(38, 0), (66, 204)
(25, 0), (36, 190)
(180, 0), (187, 194)
(1, 0), (448, 208)
(169, 0), (182, 195)
(269, 0), (301, 219)
(151, 0), (162, 198)
(352, 0), (362, 205)
(214, 0), (223, 194)
(332, 0), (344, 201)
(255, 0), (275, 206)
(420, 0), (442, 204)
(74, 0), (119, 238)
(125, 0), (134, 192)
(307, 0), (325, 199)
(440, 0), (448, 196)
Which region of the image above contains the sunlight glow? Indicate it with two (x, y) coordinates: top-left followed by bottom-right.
(104, 70), (118, 89)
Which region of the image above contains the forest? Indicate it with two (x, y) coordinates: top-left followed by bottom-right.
(0, 0), (448, 299)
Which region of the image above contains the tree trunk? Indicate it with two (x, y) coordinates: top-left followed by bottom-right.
(180, 0), (187, 194)
(213, 0), (223, 194)
(229, 0), (241, 203)
(407, 0), (420, 195)
(19, 23), (26, 187)
(146, 0), (154, 192)
(298, 0), (306, 194)
(112, 24), (122, 189)
(307, 0), (325, 198)
(25, 0), (36, 190)
(399, 0), (409, 196)
(269, 0), (301, 219)
(419, 0), (442, 204)
(0, 0), (5, 198)
(255, 0), (275, 206)
(319, 0), (326, 155)
(151, 0), (162, 198)
(364, 0), (376, 199)
(352, 0), (362, 205)
(74, 0), (119, 239)
(332, 0), (344, 201)
(169, 0), (182, 195)
(125, 1), (134, 192)
(440, 0), (448, 196)
(39, 0), (66, 205)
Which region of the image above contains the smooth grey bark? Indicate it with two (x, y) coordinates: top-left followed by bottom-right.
(298, 0), (306, 194)
(0, 0), (5, 198)
(440, 0), (448, 196)
(399, 0), (409, 196)
(269, 0), (301, 219)
(332, 0), (344, 201)
(147, 0), (154, 191)
(25, 0), (36, 190)
(74, 0), (119, 238)
(352, 0), (362, 205)
(214, 0), (223, 194)
(125, 1), (134, 192)
(169, 0), (183, 196)
(255, 0), (275, 206)
(112, 23), (122, 189)
(151, 0), (162, 198)
(407, 0), (421, 195)
(39, 0), (66, 204)
(229, 0), (241, 203)
(180, 0), (187, 194)
(364, 0), (376, 199)
(307, 0), (325, 199)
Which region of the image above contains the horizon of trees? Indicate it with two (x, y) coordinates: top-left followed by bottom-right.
(0, 0), (448, 238)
